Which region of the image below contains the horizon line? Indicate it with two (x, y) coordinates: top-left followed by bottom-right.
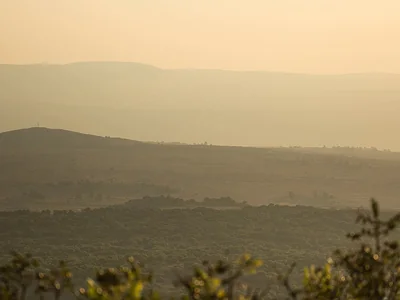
(1, 126), (398, 153)
(1, 60), (400, 76)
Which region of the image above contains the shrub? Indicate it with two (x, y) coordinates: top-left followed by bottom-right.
(0, 199), (399, 300)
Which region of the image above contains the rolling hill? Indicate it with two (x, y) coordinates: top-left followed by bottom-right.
(1, 127), (400, 211)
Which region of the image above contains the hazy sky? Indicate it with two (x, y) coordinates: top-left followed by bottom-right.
(1, 0), (400, 74)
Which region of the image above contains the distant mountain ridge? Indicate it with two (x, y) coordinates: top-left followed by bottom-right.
(2, 60), (399, 75)
(2, 61), (400, 109)
(1, 62), (400, 150)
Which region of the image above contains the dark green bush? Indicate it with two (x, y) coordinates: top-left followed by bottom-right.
(1, 199), (399, 300)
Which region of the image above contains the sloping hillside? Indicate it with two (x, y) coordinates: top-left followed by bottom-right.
(1, 127), (400, 211)
(0, 127), (141, 150)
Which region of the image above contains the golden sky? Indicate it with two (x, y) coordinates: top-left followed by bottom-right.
(1, 0), (400, 74)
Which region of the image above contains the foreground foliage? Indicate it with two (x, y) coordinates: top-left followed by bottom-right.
(1, 201), (359, 294)
(1, 199), (399, 300)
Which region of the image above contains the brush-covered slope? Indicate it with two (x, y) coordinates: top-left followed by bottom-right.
(0, 127), (141, 150)
(1, 127), (400, 211)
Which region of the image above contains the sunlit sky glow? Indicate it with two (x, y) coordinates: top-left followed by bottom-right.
(1, 0), (400, 74)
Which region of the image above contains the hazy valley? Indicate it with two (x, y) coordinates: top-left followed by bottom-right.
(2, 62), (400, 149)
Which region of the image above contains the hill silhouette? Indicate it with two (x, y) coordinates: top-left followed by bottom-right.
(0, 127), (141, 150)
(1, 127), (400, 211)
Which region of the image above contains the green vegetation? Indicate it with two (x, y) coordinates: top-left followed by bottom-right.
(1, 129), (400, 298)
(1, 199), (399, 299)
